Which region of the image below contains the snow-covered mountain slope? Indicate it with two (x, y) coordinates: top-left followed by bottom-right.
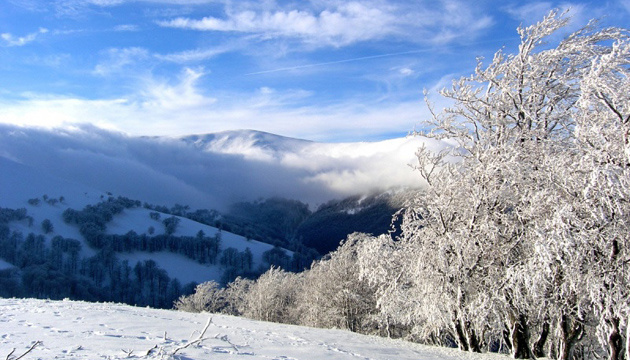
(104, 207), (282, 285)
(0, 124), (451, 295)
(0, 154), (281, 287)
(0, 124), (455, 209)
(181, 129), (313, 160)
(0, 298), (505, 360)
(182, 129), (453, 197)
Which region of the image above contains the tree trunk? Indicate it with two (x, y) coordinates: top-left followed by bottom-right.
(557, 314), (583, 360)
(465, 321), (482, 353)
(503, 324), (513, 353)
(510, 313), (532, 359)
(532, 321), (550, 358)
(453, 317), (470, 351)
(605, 316), (623, 360)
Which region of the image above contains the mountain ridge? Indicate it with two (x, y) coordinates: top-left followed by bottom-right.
(0, 124), (451, 209)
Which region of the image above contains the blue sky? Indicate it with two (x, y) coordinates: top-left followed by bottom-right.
(0, 0), (628, 142)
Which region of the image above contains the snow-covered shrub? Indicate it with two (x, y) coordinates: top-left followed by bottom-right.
(174, 281), (226, 313)
(239, 267), (301, 324)
(297, 233), (379, 333)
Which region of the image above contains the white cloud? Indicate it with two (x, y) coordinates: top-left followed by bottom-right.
(136, 67), (216, 111)
(155, 45), (234, 63)
(1, 28), (48, 47)
(51, 0), (236, 12)
(26, 53), (73, 68)
(114, 24), (139, 31)
(0, 67), (221, 137)
(0, 68), (429, 142)
(93, 47), (151, 76)
(158, 3), (395, 47)
(87, 0), (125, 5)
(504, 1), (554, 23)
(157, 0), (493, 47)
(398, 67), (416, 77)
(428, 1), (493, 43)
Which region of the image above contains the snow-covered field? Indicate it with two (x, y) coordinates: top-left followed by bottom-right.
(0, 298), (505, 360)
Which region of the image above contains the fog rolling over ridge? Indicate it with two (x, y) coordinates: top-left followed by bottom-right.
(0, 124), (453, 209)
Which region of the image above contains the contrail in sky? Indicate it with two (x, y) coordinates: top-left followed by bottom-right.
(244, 49), (436, 76)
(244, 35), (519, 76)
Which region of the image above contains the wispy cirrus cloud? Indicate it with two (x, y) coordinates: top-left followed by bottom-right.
(157, 0), (493, 48)
(503, 2), (589, 28)
(114, 24), (139, 31)
(155, 45), (235, 63)
(50, 0), (224, 15)
(1, 28), (48, 47)
(158, 3), (395, 47)
(93, 43), (233, 69)
(93, 47), (151, 76)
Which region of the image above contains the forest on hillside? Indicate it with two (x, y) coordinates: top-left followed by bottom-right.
(0, 196), (296, 307)
(0, 188), (405, 308)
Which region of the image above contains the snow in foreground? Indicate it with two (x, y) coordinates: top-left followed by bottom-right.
(0, 298), (507, 360)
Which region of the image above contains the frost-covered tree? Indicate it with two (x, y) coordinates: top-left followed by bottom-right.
(162, 216), (180, 235)
(548, 34), (630, 360)
(240, 267), (300, 324)
(359, 10), (629, 360)
(297, 233), (378, 333)
(174, 281), (226, 313)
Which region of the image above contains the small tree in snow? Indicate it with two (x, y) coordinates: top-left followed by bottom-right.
(162, 216), (180, 236)
(297, 233), (379, 333)
(41, 219), (54, 234)
(240, 267), (300, 324)
(174, 281), (226, 313)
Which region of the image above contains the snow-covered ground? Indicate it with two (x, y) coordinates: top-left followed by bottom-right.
(0, 298), (506, 360)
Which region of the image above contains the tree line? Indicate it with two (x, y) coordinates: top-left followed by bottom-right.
(0, 227), (193, 307)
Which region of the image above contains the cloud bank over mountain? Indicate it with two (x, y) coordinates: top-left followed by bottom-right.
(0, 125), (453, 210)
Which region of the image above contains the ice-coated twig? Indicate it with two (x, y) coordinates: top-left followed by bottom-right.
(121, 348), (134, 357)
(4, 349), (15, 360)
(6, 341), (41, 360)
(214, 334), (240, 352)
(145, 344), (158, 357)
(172, 317), (212, 355)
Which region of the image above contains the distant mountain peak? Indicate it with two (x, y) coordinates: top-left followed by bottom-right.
(179, 129), (313, 158)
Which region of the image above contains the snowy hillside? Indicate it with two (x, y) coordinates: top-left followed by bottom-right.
(0, 298), (505, 360)
(0, 156), (281, 278)
(181, 130), (313, 160)
(0, 124), (454, 209)
(0, 152), (296, 308)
